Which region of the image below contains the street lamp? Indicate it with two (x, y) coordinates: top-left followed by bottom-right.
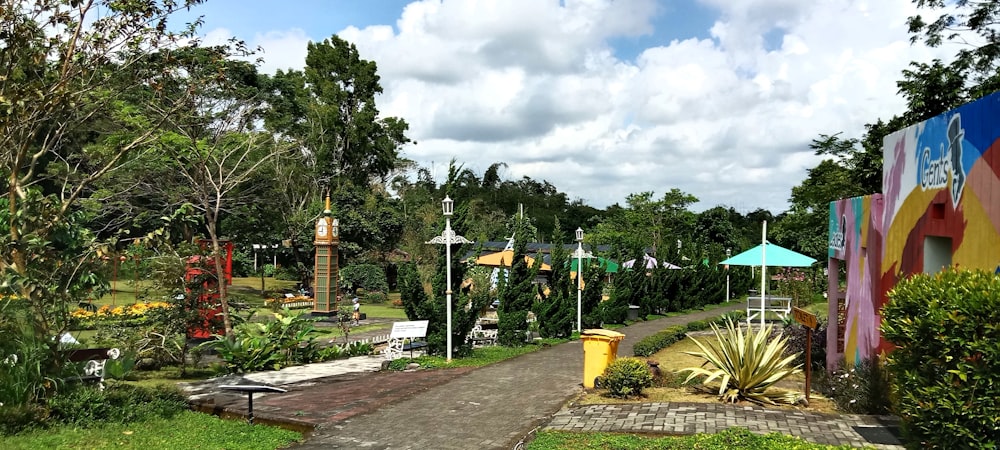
(725, 248), (732, 302)
(575, 227), (584, 333)
(426, 196), (470, 362)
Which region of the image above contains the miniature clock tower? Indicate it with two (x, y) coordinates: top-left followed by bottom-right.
(312, 196), (339, 315)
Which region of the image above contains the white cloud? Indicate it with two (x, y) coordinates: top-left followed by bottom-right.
(198, 0), (958, 213)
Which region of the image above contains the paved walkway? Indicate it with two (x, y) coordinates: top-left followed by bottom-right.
(183, 303), (904, 449)
(547, 403), (903, 449)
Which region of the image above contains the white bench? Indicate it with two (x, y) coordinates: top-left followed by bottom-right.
(64, 347), (121, 390)
(383, 320), (429, 361)
(746, 296), (792, 324)
(468, 322), (498, 347)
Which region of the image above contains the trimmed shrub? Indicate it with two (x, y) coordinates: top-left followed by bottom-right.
(602, 357), (654, 398)
(632, 325), (688, 357)
(685, 320), (708, 332)
(881, 269), (1000, 448)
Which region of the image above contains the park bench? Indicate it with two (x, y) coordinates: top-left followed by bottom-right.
(746, 295), (792, 323)
(383, 320), (428, 361)
(63, 347), (121, 390)
(468, 321), (498, 347)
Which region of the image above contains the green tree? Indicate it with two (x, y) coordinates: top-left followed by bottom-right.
(496, 213), (540, 346)
(264, 35), (411, 189)
(0, 0), (204, 394)
(534, 218), (574, 338)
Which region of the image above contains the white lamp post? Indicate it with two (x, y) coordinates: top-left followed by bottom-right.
(575, 227), (584, 334)
(425, 196), (470, 362)
(725, 248), (731, 303)
(443, 196), (454, 362)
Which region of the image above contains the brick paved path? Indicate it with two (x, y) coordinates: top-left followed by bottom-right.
(292, 304), (747, 449)
(191, 302), (904, 449)
(546, 402), (903, 449)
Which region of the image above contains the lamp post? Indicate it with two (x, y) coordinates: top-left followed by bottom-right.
(426, 196), (470, 362)
(725, 248), (731, 302)
(575, 227), (584, 334)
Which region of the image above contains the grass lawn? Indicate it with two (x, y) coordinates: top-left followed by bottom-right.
(1, 410), (301, 450)
(528, 428), (858, 449)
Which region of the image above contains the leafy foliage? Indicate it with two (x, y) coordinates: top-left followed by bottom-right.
(881, 269), (1000, 448)
(818, 356), (892, 415)
(340, 263), (389, 295)
(680, 319), (802, 405)
(497, 214), (540, 346)
(601, 357), (654, 399)
(200, 309), (322, 373)
(534, 219), (575, 338)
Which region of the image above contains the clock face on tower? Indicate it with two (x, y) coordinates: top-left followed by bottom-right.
(317, 220), (328, 237)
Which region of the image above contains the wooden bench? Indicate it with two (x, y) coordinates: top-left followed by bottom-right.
(64, 347), (121, 390)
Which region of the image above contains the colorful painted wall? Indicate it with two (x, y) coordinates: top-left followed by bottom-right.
(829, 91), (1000, 369)
(827, 194), (886, 369)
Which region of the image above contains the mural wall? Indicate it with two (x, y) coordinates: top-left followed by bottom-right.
(827, 195), (885, 368)
(829, 91), (1000, 369)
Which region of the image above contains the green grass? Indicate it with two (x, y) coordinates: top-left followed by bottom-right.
(388, 338), (572, 370)
(528, 428), (863, 449)
(1, 410), (301, 450)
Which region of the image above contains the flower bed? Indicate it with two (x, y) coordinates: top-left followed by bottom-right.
(264, 296), (313, 309)
(70, 301), (172, 328)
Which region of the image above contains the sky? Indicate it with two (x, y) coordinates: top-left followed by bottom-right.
(175, 0), (955, 213)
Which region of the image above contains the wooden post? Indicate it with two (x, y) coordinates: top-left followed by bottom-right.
(792, 306), (817, 402)
(805, 327), (812, 402)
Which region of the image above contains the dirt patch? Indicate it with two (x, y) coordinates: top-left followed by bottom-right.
(578, 336), (838, 414)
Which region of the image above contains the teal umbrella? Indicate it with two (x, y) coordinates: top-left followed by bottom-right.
(569, 256), (619, 273)
(719, 241), (816, 267)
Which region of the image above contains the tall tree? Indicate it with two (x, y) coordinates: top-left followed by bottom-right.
(265, 35), (411, 189)
(0, 0), (204, 390)
(534, 218), (574, 338)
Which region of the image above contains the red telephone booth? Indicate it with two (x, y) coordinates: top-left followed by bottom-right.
(184, 240), (234, 339)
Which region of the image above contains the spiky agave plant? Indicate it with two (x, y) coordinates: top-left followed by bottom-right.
(679, 318), (802, 405)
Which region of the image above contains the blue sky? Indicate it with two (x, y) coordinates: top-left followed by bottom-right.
(179, 0), (722, 62)
(175, 0), (949, 213)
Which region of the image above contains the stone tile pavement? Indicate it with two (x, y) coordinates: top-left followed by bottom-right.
(545, 402), (904, 449)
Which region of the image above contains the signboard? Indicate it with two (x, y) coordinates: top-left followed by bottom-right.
(792, 307), (818, 329)
(390, 320), (429, 339)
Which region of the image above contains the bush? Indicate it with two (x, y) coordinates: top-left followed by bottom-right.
(881, 269), (1000, 448)
(602, 357), (654, 398)
(632, 325), (687, 357)
(363, 291), (388, 304)
(817, 356), (892, 415)
(686, 320), (708, 332)
(200, 309), (321, 373)
(46, 384), (187, 428)
(773, 320), (828, 370)
(340, 264), (389, 294)
(0, 403), (50, 436)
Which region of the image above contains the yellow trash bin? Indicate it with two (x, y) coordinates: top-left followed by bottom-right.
(581, 329), (625, 388)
